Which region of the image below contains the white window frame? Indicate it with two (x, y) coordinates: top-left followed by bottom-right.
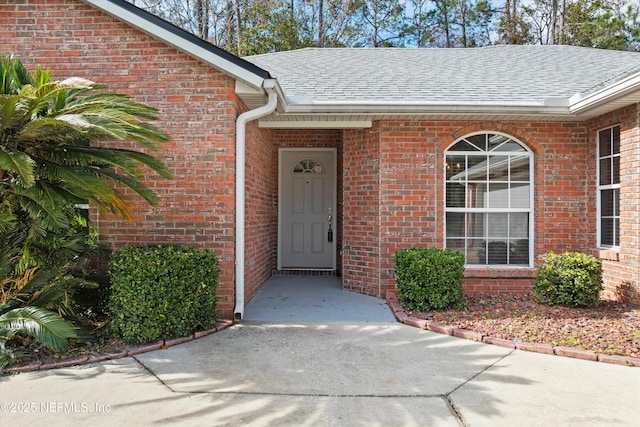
(596, 125), (621, 249)
(444, 132), (534, 267)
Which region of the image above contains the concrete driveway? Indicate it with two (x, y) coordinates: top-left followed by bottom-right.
(2, 277), (639, 426)
(2, 320), (640, 426)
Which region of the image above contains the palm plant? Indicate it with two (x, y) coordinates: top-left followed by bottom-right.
(0, 242), (91, 371)
(0, 55), (172, 269)
(0, 55), (172, 370)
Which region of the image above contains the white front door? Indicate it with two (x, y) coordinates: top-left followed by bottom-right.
(279, 149), (337, 269)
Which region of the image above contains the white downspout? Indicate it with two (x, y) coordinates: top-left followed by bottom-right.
(234, 80), (278, 321)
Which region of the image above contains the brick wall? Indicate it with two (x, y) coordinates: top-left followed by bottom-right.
(342, 125), (382, 296)
(342, 119), (594, 298)
(2, 0), (242, 317)
(4, 0), (637, 311)
(588, 104), (640, 304)
(244, 122), (275, 304)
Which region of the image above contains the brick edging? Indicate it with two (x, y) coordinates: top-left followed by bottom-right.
(385, 291), (640, 368)
(3, 320), (234, 375)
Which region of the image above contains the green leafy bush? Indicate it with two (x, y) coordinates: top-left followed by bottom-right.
(534, 251), (603, 307)
(108, 245), (219, 345)
(395, 248), (465, 311)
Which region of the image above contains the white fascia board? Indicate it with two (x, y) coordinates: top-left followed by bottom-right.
(569, 71), (640, 114)
(83, 0), (266, 90)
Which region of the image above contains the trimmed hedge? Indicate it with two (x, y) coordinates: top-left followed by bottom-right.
(534, 251), (603, 308)
(395, 248), (465, 311)
(108, 245), (219, 345)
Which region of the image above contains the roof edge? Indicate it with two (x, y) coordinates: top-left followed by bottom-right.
(569, 71), (640, 114)
(279, 101), (571, 116)
(82, 0), (270, 89)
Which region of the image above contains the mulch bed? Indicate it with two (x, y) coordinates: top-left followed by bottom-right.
(5, 295), (640, 373)
(407, 293), (640, 358)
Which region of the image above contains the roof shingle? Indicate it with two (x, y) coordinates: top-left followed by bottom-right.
(246, 45), (640, 106)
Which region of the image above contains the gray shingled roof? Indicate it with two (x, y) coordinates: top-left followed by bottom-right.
(246, 45), (640, 106)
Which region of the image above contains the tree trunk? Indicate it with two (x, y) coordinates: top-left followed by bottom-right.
(235, 0), (242, 54)
(551, 0), (558, 44)
(459, 0), (467, 47)
(318, 0), (324, 46)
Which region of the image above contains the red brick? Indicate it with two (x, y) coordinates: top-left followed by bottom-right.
(515, 342), (555, 355)
(452, 328), (484, 342)
(403, 317), (428, 329)
(553, 346), (598, 361)
(394, 310), (409, 322)
(4, 362), (42, 373)
(163, 336), (193, 348)
(482, 336), (517, 349)
(427, 323), (454, 336)
(39, 356), (90, 370)
(597, 354), (640, 367)
(127, 342), (163, 356)
(88, 350), (128, 363)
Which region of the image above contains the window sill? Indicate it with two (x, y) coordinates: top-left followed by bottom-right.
(464, 267), (536, 279)
(595, 248), (619, 262)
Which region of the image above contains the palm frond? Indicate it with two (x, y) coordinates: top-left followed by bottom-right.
(0, 208), (17, 234)
(0, 306), (77, 352)
(17, 116), (91, 145)
(13, 186), (70, 232)
(38, 162), (117, 199)
(3, 56), (171, 226)
(32, 65), (51, 88)
(27, 275), (97, 316)
(0, 147), (36, 187)
(61, 94), (170, 147)
(113, 149), (173, 179)
(0, 56), (32, 95)
(100, 169), (159, 206)
(1, 267), (56, 308)
(0, 94), (29, 132)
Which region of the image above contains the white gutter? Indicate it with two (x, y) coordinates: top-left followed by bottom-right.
(234, 80), (278, 320)
(569, 71), (640, 113)
(278, 101), (571, 116)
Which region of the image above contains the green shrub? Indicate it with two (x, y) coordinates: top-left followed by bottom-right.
(534, 251), (603, 308)
(108, 245), (219, 345)
(395, 248), (465, 311)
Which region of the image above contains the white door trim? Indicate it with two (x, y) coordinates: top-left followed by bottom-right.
(278, 148), (337, 270)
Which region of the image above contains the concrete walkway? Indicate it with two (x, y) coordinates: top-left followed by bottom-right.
(243, 276), (395, 322)
(2, 277), (639, 426)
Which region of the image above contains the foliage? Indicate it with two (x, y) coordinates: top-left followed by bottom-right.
(0, 306), (78, 371)
(356, 0), (406, 47)
(562, 0), (631, 50)
(0, 253), (90, 371)
(395, 247), (465, 311)
(522, 0), (639, 49)
(0, 55), (172, 271)
(108, 245), (219, 345)
(128, 0), (640, 51)
(0, 55), (172, 370)
(534, 251), (603, 308)
(498, 0), (534, 45)
(239, 0), (306, 55)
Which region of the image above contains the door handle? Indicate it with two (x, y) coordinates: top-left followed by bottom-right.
(327, 209), (333, 242)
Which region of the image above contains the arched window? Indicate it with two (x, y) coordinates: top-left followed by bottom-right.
(445, 133), (533, 266)
(292, 158), (324, 174)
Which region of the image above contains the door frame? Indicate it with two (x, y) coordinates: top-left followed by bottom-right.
(278, 147), (337, 270)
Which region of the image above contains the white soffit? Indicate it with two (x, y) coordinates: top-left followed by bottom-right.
(259, 120), (372, 129)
